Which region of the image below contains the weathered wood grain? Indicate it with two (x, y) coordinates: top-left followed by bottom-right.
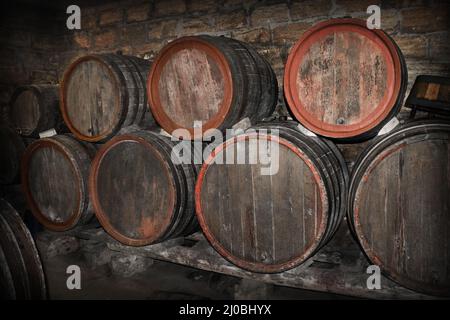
(148, 36), (278, 139)
(61, 54), (154, 142)
(196, 122), (348, 272)
(349, 120), (450, 296)
(284, 18), (407, 141)
(89, 130), (197, 246)
(21, 135), (95, 231)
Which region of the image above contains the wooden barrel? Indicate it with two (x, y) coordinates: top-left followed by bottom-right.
(284, 18), (407, 141)
(21, 135), (96, 231)
(0, 126), (26, 185)
(0, 199), (46, 299)
(348, 120), (450, 296)
(9, 84), (63, 137)
(60, 54), (155, 142)
(147, 36), (278, 140)
(89, 130), (197, 246)
(195, 121), (348, 272)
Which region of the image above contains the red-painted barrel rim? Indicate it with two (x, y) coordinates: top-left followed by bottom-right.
(195, 132), (329, 273)
(284, 18), (403, 139)
(60, 55), (123, 142)
(21, 138), (83, 231)
(147, 36), (234, 140)
(89, 134), (177, 246)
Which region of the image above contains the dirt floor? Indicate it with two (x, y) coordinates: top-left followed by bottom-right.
(43, 250), (355, 300)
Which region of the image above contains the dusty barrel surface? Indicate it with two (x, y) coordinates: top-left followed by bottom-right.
(89, 130), (198, 246)
(21, 135), (96, 231)
(195, 122), (348, 272)
(60, 54), (155, 142)
(348, 120), (450, 296)
(0, 199), (46, 300)
(0, 126), (26, 185)
(147, 36), (278, 139)
(9, 85), (63, 137)
(284, 18), (407, 141)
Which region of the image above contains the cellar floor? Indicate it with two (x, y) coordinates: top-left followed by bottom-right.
(43, 250), (354, 300)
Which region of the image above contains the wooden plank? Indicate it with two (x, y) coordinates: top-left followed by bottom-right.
(63, 225), (441, 300)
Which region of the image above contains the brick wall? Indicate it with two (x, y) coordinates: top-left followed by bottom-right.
(1, 0), (449, 116)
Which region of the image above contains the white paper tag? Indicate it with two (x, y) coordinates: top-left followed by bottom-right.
(232, 117), (252, 132)
(377, 117), (400, 136)
(296, 123), (317, 137)
(159, 129), (172, 137)
(39, 128), (57, 138)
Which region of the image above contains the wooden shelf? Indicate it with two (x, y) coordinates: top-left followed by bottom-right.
(39, 221), (440, 300)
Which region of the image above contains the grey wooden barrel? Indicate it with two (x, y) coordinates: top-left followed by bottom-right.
(148, 36), (278, 140)
(89, 130), (198, 246)
(195, 121), (348, 273)
(60, 54), (155, 142)
(9, 85), (63, 137)
(21, 135), (96, 231)
(0, 199), (46, 299)
(348, 120), (450, 297)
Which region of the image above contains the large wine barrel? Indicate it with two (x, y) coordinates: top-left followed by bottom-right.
(21, 135), (96, 231)
(89, 130), (197, 246)
(284, 18), (407, 141)
(147, 36), (278, 140)
(0, 126), (25, 185)
(195, 121), (348, 272)
(348, 120), (450, 296)
(9, 85), (63, 137)
(60, 54), (155, 142)
(0, 199), (46, 299)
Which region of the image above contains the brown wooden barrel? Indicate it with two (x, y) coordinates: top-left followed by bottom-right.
(21, 135), (96, 231)
(284, 18), (407, 141)
(89, 130), (197, 246)
(195, 121), (348, 272)
(0, 199), (46, 299)
(147, 36), (278, 140)
(9, 84), (64, 137)
(0, 126), (25, 185)
(348, 120), (450, 296)
(60, 54), (155, 142)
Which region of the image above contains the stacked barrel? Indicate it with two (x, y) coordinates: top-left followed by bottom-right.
(195, 121), (348, 272)
(2, 17), (448, 298)
(0, 199), (46, 299)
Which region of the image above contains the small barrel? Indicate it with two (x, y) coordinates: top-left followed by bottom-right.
(348, 120), (450, 296)
(0, 199), (46, 299)
(21, 135), (96, 231)
(147, 36), (278, 140)
(89, 130), (197, 246)
(195, 121), (348, 273)
(0, 126), (26, 185)
(9, 84), (63, 137)
(60, 54), (155, 142)
(284, 18), (407, 141)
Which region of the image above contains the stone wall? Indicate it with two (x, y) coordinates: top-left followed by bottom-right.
(1, 0), (449, 116)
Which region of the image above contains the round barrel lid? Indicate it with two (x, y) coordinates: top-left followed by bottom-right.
(89, 134), (178, 246)
(60, 55), (123, 142)
(195, 133), (329, 272)
(284, 18), (404, 139)
(148, 37), (233, 139)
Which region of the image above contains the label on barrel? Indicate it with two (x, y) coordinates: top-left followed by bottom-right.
(377, 117), (400, 136)
(296, 123), (317, 137)
(39, 128), (57, 138)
